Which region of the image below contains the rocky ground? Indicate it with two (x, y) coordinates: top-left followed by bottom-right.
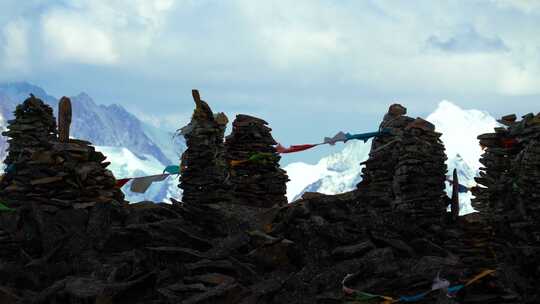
(0, 96), (539, 303)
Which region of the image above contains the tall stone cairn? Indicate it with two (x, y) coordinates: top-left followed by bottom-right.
(472, 112), (540, 298)
(473, 112), (540, 243)
(225, 114), (289, 208)
(179, 90), (229, 205)
(357, 104), (448, 229)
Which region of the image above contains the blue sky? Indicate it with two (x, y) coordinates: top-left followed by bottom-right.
(1, 0), (540, 164)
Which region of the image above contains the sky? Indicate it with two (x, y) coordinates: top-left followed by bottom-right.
(1, 0), (540, 164)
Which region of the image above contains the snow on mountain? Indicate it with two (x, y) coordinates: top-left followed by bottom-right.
(140, 122), (185, 166)
(428, 101), (500, 214)
(426, 100), (500, 171)
(285, 139), (371, 201)
(69, 92), (173, 166)
(445, 153), (477, 214)
(97, 146), (181, 203)
(285, 101), (499, 215)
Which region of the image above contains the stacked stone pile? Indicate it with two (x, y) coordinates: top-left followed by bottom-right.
(358, 104), (448, 229)
(1, 94), (57, 168)
(472, 112), (540, 231)
(0, 95), (125, 269)
(0, 96), (534, 303)
(225, 114), (288, 208)
(0, 96), (124, 209)
(179, 90), (230, 205)
(472, 112), (540, 301)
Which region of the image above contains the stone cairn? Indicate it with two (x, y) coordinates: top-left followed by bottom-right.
(1, 94), (57, 171)
(473, 112), (540, 297)
(0, 95), (124, 257)
(179, 90), (229, 205)
(357, 104), (448, 229)
(0, 95), (124, 208)
(177, 90), (237, 236)
(0, 98), (525, 303)
(225, 114), (288, 208)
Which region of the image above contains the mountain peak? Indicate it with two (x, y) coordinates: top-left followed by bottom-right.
(73, 92), (94, 103)
(427, 100), (498, 170)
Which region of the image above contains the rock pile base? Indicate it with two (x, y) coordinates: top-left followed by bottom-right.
(0, 100), (537, 303)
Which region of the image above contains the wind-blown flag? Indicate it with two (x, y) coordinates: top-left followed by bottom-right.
(130, 174), (169, 193)
(276, 143), (321, 154)
(115, 178), (131, 188)
(230, 152), (278, 167)
(163, 165), (180, 175)
(115, 165), (181, 193)
(0, 202), (15, 213)
(344, 128), (392, 143)
(323, 131), (347, 145)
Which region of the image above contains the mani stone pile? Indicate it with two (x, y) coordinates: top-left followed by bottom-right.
(0, 95), (124, 210)
(472, 112), (540, 297)
(179, 90), (230, 205)
(357, 104), (448, 230)
(225, 114), (288, 208)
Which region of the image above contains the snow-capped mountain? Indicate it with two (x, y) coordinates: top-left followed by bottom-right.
(285, 101), (499, 214)
(285, 139), (371, 202)
(0, 82), (184, 203)
(426, 100), (500, 171)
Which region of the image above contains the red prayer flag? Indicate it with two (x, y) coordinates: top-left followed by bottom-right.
(116, 178), (131, 188)
(276, 143), (319, 154)
(501, 138), (518, 149)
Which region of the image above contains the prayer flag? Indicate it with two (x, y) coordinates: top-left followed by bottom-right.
(276, 144), (320, 154)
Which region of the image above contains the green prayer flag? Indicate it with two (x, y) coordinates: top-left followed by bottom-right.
(163, 165), (180, 175)
(248, 152), (275, 162)
(0, 202), (15, 213)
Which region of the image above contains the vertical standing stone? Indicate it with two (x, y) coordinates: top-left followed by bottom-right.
(179, 90), (229, 204)
(451, 168), (459, 222)
(225, 114), (289, 208)
(58, 96), (72, 143)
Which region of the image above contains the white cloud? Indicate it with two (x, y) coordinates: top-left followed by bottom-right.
(1, 19), (30, 72)
(39, 0), (177, 65)
(497, 62), (540, 95)
(491, 0), (540, 14)
(41, 10), (117, 65)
